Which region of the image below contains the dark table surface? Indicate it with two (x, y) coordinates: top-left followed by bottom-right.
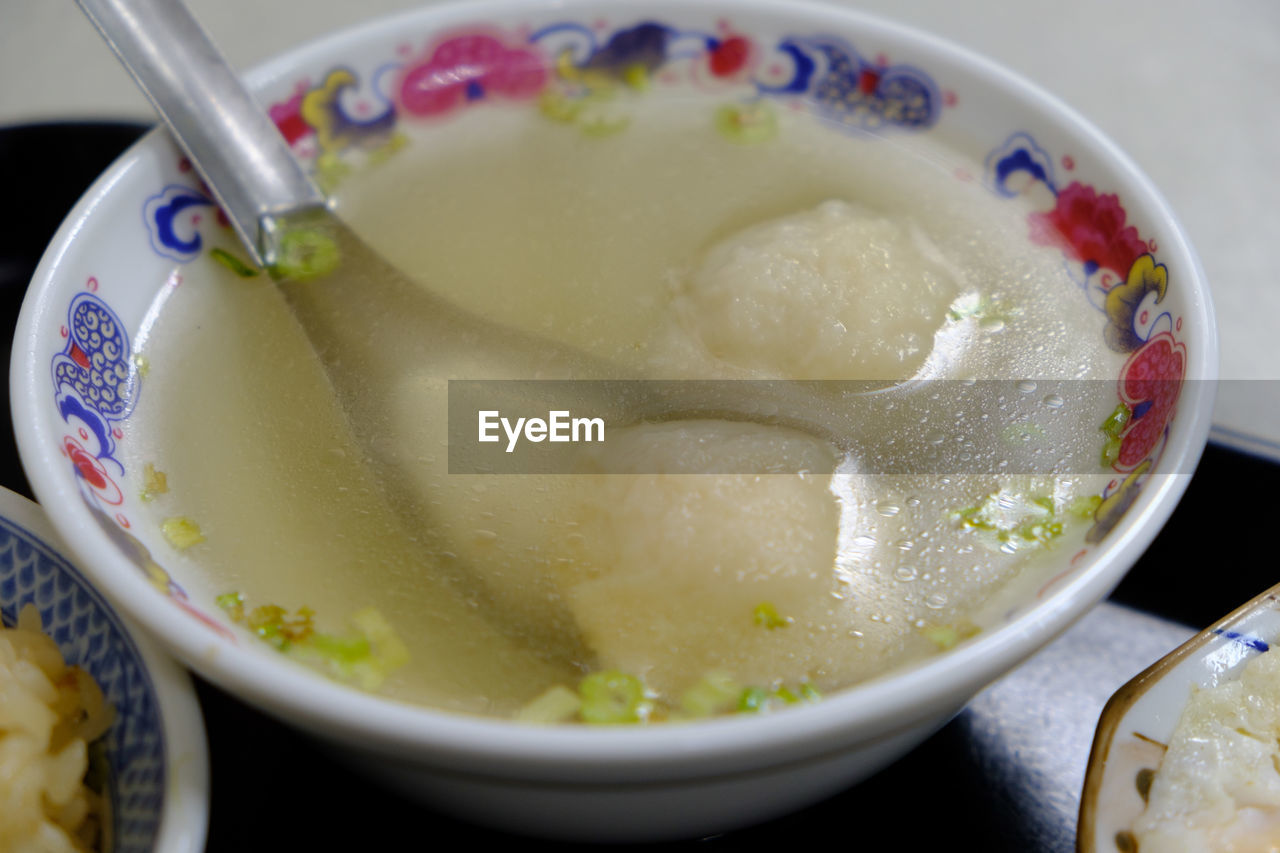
(3, 121), (1275, 851)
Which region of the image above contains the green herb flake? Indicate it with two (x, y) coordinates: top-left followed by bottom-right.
(737, 686), (769, 713)
(210, 247), (260, 278)
(579, 670), (649, 724)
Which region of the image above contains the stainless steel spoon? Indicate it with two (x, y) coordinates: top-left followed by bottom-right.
(73, 0), (862, 475)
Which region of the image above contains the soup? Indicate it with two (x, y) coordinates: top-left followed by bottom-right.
(123, 97), (1123, 720)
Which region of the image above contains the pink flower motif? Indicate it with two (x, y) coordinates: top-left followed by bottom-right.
(174, 597), (237, 641)
(269, 87), (311, 145)
(1029, 182), (1147, 278)
(1116, 333), (1185, 469)
(399, 33), (547, 118)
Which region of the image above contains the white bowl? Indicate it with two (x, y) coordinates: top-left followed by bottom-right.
(12, 0), (1216, 841)
(0, 486), (207, 852)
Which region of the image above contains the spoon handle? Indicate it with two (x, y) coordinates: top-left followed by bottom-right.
(74, 0), (327, 266)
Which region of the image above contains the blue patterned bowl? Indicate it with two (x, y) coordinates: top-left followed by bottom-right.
(0, 487), (207, 852)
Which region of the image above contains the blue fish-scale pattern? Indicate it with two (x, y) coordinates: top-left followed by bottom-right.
(0, 517), (166, 853)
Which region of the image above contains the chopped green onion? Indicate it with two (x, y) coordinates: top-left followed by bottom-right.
(140, 462), (168, 502)
(753, 601), (791, 629)
(1069, 494), (1103, 519)
(307, 632), (371, 665)
(737, 686), (769, 713)
(161, 516), (205, 550)
(271, 227), (341, 281)
(217, 594), (407, 691)
(799, 682), (821, 702)
(714, 103), (778, 144)
(516, 685), (583, 724)
(921, 621), (980, 650)
(680, 671), (742, 718)
(1002, 421), (1046, 444)
(621, 63), (650, 91)
(350, 607), (410, 673)
(774, 685), (799, 704)
(579, 670), (648, 724)
(215, 591), (244, 622)
(209, 247), (259, 277)
(1101, 404), (1132, 439)
(1102, 436), (1123, 467)
(538, 91), (585, 124)
(581, 115), (630, 137)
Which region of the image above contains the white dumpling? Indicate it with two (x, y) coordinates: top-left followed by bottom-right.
(675, 200), (961, 380)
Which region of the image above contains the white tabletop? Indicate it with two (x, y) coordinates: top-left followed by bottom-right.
(5, 0), (1278, 456)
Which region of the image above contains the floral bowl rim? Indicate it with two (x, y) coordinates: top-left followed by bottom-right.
(12, 0), (1217, 780)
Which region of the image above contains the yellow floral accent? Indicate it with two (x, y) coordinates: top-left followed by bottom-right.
(301, 69), (358, 155)
(1105, 254), (1168, 353)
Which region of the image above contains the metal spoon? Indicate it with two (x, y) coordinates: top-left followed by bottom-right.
(72, 0), (868, 475)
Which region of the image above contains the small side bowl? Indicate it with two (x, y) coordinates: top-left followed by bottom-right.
(0, 486), (208, 852)
(1080, 582), (1280, 852)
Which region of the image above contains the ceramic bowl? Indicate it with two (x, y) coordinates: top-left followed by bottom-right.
(0, 486), (207, 852)
(12, 0), (1215, 841)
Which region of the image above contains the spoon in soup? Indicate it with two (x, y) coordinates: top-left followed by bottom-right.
(74, 0), (866, 482)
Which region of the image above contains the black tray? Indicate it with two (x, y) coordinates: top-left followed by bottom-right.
(3, 122), (1272, 851)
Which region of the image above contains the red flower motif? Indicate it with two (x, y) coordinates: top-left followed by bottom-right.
(709, 36), (751, 77)
(1029, 182), (1147, 277)
(63, 435), (123, 505)
(399, 34), (547, 118)
(1116, 333), (1185, 469)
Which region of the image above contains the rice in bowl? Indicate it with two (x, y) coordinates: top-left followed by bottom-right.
(1, 603), (114, 853)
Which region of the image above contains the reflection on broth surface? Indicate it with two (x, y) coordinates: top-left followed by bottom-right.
(125, 100), (1123, 720)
